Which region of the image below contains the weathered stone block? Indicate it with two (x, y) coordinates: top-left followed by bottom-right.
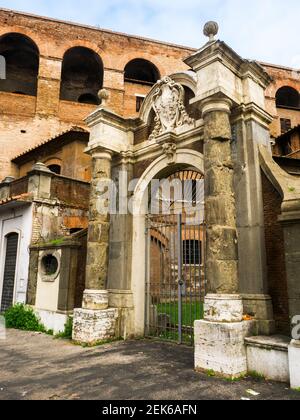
(195, 320), (255, 378)
(72, 308), (119, 345)
(205, 259), (239, 294)
(204, 111), (232, 141)
(206, 226), (238, 261)
(205, 196), (236, 226)
(88, 221), (110, 243)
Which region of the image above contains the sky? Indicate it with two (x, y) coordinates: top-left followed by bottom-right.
(0, 0), (299, 68)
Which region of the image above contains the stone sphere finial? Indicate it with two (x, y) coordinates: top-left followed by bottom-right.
(98, 88), (110, 106)
(203, 21), (219, 42)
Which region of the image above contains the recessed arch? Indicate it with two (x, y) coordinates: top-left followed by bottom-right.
(0, 32), (39, 96)
(276, 86), (300, 109)
(131, 149), (205, 335)
(124, 58), (160, 85)
(60, 46), (103, 104)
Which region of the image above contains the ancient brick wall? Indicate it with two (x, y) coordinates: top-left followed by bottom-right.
(263, 64), (300, 139)
(261, 171), (290, 333)
(0, 9), (193, 180)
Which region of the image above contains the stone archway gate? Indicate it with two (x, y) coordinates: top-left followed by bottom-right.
(73, 34), (276, 380)
(145, 170), (206, 345)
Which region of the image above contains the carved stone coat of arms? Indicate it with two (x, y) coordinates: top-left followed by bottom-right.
(150, 76), (194, 139)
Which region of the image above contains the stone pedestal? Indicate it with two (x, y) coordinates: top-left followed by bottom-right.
(73, 307), (119, 345)
(195, 319), (255, 378)
(72, 289), (119, 344)
(289, 340), (300, 389)
(195, 294), (255, 378)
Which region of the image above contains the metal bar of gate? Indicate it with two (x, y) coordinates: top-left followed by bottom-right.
(177, 214), (183, 344)
(145, 217), (151, 336)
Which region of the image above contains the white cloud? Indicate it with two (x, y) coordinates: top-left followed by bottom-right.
(0, 0), (299, 67)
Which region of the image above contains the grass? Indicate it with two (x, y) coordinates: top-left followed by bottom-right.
(157, 301), (204, 326)
(149, 301), (204, 345)
(54, 317), (73, 340)
(73, 337), (124, 348)
(247, 371), (266, 381)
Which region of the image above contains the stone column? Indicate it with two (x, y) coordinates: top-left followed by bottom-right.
(72, 148), (119, 345)
(84, 149), (112, 307)
(194, 97), (255, 378)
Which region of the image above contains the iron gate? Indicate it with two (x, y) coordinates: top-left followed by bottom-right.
(145, 171), (206, 345)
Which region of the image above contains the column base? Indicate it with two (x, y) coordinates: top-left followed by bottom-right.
(204, 294), (244, 322)
(195, 320), (256, 378)
(289, 340), (300, 389)
(82, 290), (109, 310)
(72, 307), (119, 345)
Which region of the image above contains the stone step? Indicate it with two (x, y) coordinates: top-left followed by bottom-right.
(245, 335), (291, 383)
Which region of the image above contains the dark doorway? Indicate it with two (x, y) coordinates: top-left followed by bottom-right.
(1, 233), (19, 312)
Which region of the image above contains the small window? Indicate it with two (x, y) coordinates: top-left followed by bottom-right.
(136, 96), (145, 113)
(280, 118), (292, 135)
(41, 255), (58, 276)
(48, 165), (61, 175)
(183, 240), (202, 265)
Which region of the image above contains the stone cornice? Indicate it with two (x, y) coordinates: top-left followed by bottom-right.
(231, 103), (273, 128)
(85, 107), (138, 132)
(185, 41), (271, 89)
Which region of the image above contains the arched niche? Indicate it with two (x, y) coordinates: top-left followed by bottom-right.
(0, 32), (39, 96)
(60, 47), (103, 104)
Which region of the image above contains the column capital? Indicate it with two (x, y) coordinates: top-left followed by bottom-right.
(200, 96), (232, 117)
(85, 144), (113, 161)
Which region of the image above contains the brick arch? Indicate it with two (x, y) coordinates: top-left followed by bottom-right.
(0, 27), (42, 54)
(267, 79), (300, 99)
(112, 51), (165, 76)
(59, 39), (108, 67)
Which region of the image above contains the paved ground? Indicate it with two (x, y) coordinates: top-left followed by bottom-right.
(0, 329), (299, 400)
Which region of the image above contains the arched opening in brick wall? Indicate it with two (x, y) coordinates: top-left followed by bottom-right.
(276, 86), (300, 109)
(124, 59), (160, 115)
(60, 47), (103, 105)
(0, 33), (39, 96)
(124, 59), (160, 85)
